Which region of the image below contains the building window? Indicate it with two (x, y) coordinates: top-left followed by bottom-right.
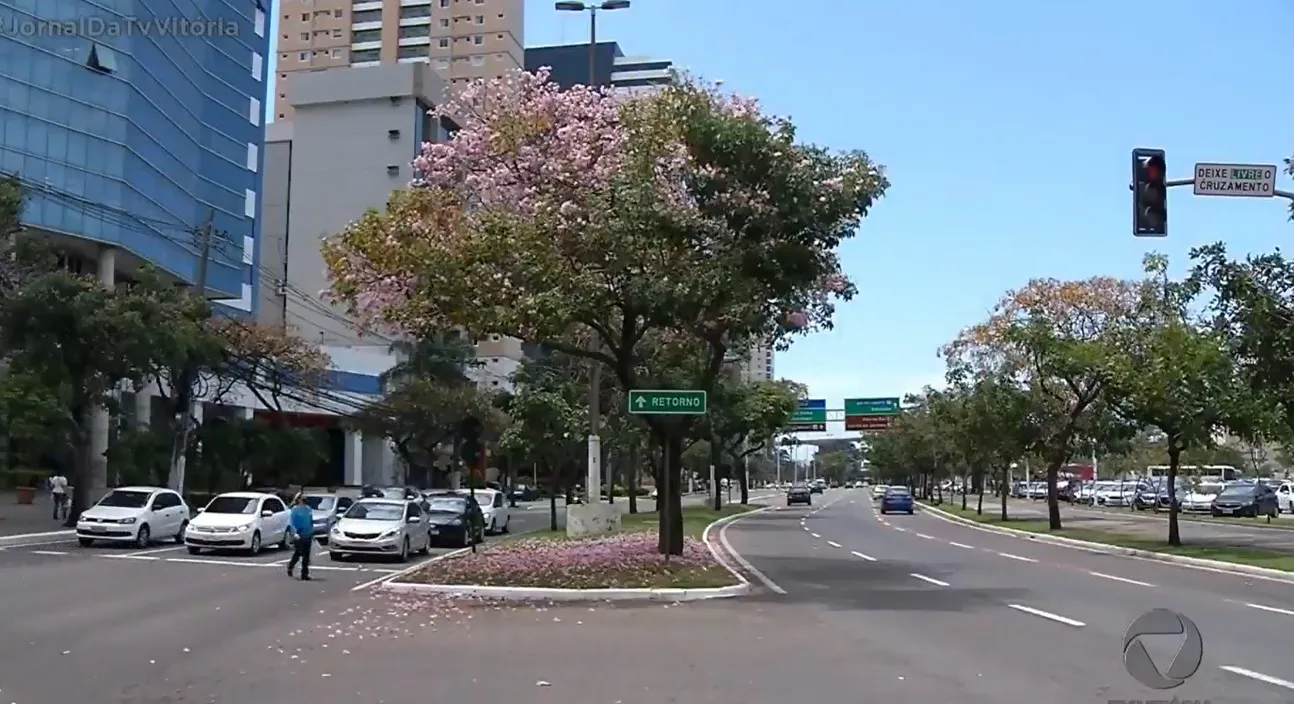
(330, 48), (342, 58)
(254, 8), (266, 36)
(438, 18), (448, 27)
(440, 0), (448, 5)
(300, 32), (308, 40)
(474, 14), (483, 23)
(435, 58), (449, 68)
(251, 51), (263, 79)
(472, 34), (482, 45)
(438, 38), (448, 48)
(297, 51), (308, 61)
(244, 189), (256, 218)
(470, 55), (484, 66)
(86, 43), (119, 73)
(334, 9), (342, 17)
(352, 48), (379, 62)
(352, 9), (381, 23)
(397, 45), (427, 59)
(333, 28), (342, 37)
(246, 143), (258, 171)
(400, 4), (430, 17)
(352, 29), (381, 43)
(248, 97), (261, 125)
(301, 13), (308, 20)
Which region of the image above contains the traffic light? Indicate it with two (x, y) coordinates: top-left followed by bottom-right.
(458, 416), (482, 467)
(1133, 148), (1167, 236)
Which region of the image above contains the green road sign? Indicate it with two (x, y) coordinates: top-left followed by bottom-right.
(845, 397), (901, 416)
(790, 408), (827, 424)
(628, 389), (708, 415)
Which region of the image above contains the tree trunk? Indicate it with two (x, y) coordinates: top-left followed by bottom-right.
(976, 477), (984, 515)
(547, 461), (560, 532)
(739, 454), (749, 505)
(999, 466), (1009, 521)
(710, 439), (723, 511)
(627, 444), (639, 514)
(961, 472), (968, 511)
(605, 446), (614, 504)
(1046, 454), (1064, 531)
(1166, 441), (1182, 547)
(63, 406), (93, 527)
(658, 432), (684, 556)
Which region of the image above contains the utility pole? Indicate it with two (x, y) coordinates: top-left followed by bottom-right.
(168, 212), (213, 495)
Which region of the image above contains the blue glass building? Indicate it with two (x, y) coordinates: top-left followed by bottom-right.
(0, 0), (270, 304)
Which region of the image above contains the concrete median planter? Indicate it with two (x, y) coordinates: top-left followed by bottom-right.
(374, 507), (767, 601)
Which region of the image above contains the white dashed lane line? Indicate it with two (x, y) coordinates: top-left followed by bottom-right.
(826, 540), (842, 548)
(1219, 666), (1294, 691)
(810, 532), (821, 538)
(1006, 604), (1085, 627)
(1088, 571), (1154, 587)
(948, 541), (975, 549)
(997, 552), (1038, 563)
(1240, 601), (1294, 617)
(914, 533), (935, 540)
(910, 573), (950, 587)
(850, 550), (877, 562)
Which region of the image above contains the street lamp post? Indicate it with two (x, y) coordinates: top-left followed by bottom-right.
(555, 2), (630, 506)
(554, 0), (630, 88)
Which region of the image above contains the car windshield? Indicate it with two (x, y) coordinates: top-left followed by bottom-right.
(344, 502), (404, 520)
(1219, 486), (1255, 498)
(96, 490), (151, 508)
(425, 497), (469, 513)
(885, 488), (910, 496)
(204, 496), (258, 514)
(304, 495), (335, 511)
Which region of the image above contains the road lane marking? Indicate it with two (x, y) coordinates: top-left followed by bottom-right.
(714, 516), (786, 595)
(910, 573), (949, 586)
(1219, 666), (1294, 690)
(125, 545), (187, 557)
(30, 550), (69, 556)
(1088, 571), (1154, 587)
(892, 526), (906, 532)
(949, 541), (975, 549)
(103, 554), (159, 561)
(915, 533), (935, 540)
(850, 551), (877, 561)
(1007, 604), (1085, 627)
(998, 552), (1038, 563)
(810, 533), (821, 538)
(1243, 602), (1294, 617)
(826, 540), (841, 548)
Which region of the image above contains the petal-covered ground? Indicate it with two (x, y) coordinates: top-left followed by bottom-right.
(397, 531), (738, 589)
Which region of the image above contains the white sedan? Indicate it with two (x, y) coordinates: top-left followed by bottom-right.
(457, 488), (512, 535)
(76, 486), (190, 548)
(329, 498), (431, 562)
(185, 492), (292, 555)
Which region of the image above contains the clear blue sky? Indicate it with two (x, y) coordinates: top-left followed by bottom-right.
(271, 1), (1292, 437)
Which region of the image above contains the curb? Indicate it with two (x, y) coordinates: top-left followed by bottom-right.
(375, 508), (768, 601)
(918, 501), (1294, 586)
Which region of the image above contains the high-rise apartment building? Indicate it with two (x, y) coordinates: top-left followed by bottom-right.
(524, 41), (673, 93)
(272, 0), (524, 122)
(738, 340), (775, 384)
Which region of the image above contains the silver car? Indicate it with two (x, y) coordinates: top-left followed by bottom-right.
(301, 493), (353, 543)
(327, 498), (432, 562)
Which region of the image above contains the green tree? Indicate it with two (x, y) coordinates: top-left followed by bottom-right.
(702, 378), (799, 506)
(498, 359), (587, 531)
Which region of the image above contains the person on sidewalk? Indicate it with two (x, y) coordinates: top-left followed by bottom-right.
(48, 472), (68, 520)
(286, 494), (314, 581)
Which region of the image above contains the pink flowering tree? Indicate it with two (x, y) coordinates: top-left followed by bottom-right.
(323, 68), (887, 554)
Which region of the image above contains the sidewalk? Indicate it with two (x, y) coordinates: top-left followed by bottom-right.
(0, 491), (70, 537)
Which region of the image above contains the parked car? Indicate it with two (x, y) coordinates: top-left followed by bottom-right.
(76, 486), (190, 548)
(456, 488), (511, 534)
(328, 498), (432, 562)
(1211, 483), (1279, 518)
(420, 493), (486, 548)
(872, 485), (890, 501)
(510, 484), (540, 502)
(185, 492), (292, 555)
(787, 484), (812, 506)
(300, 492), (354, 543)
(363, 485), (421, 501)
(879, 486), (915, 515)
(1278, 481), (1294, 513)
(1180, 482), (1224, 513)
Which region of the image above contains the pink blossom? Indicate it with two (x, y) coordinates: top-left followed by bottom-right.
(784, 310), (808, 329)
(405, 532), (724, 589)
(823, 273), (848, 293)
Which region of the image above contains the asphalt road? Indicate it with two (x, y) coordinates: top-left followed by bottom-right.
(723, 489), (1294, 702)
(1003, 497), (1294, 553)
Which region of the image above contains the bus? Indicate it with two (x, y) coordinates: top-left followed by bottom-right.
(1145, 465), (1242, 481)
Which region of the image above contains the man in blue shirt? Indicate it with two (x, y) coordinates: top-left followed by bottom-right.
(286, 494), (314, 581)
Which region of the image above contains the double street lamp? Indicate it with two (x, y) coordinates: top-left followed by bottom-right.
(554, 0), (630, 87)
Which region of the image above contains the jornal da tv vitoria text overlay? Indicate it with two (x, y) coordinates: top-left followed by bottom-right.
(5, 17), (240, 39)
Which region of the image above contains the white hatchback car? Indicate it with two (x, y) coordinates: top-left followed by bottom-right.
(184, 492), (292, 555)
(76, 486), (190, 548)
(457, 488), (511, 535)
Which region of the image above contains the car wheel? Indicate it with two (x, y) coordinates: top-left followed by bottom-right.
(187, 546), (201, 555)
(879, 509), (886, 515)
(278, 531), (290, 550)
(487, 519), (496, 536)
(174, 521), (188, 544)
(134, 524), (151, 549)
(907, 509), (914, 515)
(248, 530), (262, 555)
(78, 538), (93, 548)
(462, 529), (472, 548)
(501, 518), (510, 534)
(397, 537), (410, 563)
(418, 535), (431, 555)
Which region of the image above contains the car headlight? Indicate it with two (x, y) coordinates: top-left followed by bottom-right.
(237, 523), (253, 532)
(330, 525), (343, 534)
(119, 517), (137, 524)
(379, 529), (400, 540)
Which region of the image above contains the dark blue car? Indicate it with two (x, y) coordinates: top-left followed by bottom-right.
(879, 487), (914, 515)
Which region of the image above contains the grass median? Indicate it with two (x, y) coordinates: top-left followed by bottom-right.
(924, 500), (1294, 573)
(396, 504), (758, 590)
